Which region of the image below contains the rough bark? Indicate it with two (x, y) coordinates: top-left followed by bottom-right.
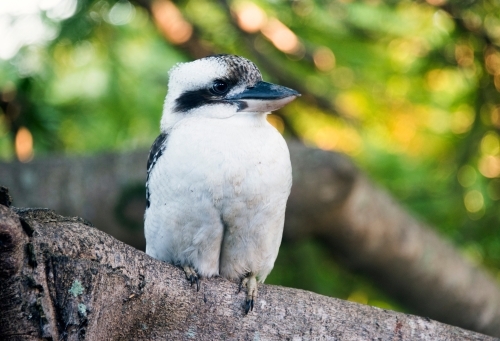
(0, 203), (496, 341)
(1, 141), (500, 337)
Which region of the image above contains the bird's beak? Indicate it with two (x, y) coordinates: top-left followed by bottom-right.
(227, 81), (300, 113)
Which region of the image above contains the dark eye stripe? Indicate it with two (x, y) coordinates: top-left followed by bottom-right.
(174, 88), (214, 113)
(173, 78), (236, 113)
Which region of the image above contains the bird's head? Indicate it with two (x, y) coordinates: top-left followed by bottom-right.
(160, 54), (300, 131)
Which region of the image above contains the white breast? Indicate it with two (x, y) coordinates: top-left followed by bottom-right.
(145, 113), (291, 280)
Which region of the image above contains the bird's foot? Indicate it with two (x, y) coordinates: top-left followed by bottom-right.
(183, 265), (200, 291)
(239, 274), (257, 314)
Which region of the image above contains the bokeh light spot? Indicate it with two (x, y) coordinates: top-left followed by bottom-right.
(457, 165), (477, 187)
(480, 131), (500, 156)
(233, 2), (267, 33)
(485, 48), (500, 76)
(450, 105), (474, 134)
(313, 47), (336, 72)
(152, 0), (192, 45)
(455, 43), (474, 67)
(15, 126), (34, 162)
(107, 1), (135, 26)
(314, 127), (339, 151)
(267, 114), (285, 134)
(491, 106), (500, 129)
(464, 190), (484, 213)
(261, 18), (300, 54)
(478, 156), (500, 178)
(426, 69), (451, 92)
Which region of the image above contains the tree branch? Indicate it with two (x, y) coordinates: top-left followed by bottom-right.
(1, 142), (500, 337)
(286, 143), (500, 337)
(0, 203), (495, 341)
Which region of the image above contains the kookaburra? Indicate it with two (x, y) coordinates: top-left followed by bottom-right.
(144, 54), (299, 314)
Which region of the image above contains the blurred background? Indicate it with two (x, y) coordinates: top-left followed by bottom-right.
(1, 0), (500, 331)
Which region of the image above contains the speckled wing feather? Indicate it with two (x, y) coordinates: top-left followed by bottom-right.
(146, 133), (169, 208)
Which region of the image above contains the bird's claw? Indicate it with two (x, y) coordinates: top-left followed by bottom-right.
(183, 266), (200, 291)
(188, 274), (200, 291)
(245, 298), (254, 314)
(240, 274), (257, 314)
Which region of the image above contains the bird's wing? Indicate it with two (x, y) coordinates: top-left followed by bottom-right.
(146, 132), (169, 208)
(147, 133), (169, 175)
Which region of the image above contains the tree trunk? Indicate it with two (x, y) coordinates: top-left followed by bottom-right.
(1, 141), (500, 336)
(0, 203), (496, 341)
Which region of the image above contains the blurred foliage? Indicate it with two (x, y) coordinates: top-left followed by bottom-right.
(1, 0), (500, 313)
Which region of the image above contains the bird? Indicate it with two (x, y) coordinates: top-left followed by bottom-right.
(144, 54), (299, 314)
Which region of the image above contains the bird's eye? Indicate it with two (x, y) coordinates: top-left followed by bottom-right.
(210, 80), (229, 95)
